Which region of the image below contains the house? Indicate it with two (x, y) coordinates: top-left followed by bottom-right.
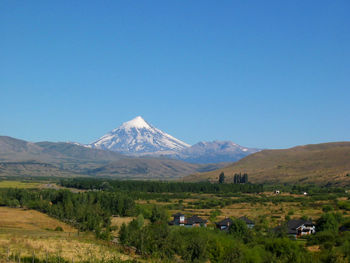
(339, 221), (350, 232)
(339, 225), (350, 232)
(169, 212), (185, 226)
(185, 215), (207, 227)
(239, 216), (255, 229)
(216, 216), (254, 231)
(216, 218), (233, 231)
(287, 219), (315, 238)
(169, 213), (207, 227)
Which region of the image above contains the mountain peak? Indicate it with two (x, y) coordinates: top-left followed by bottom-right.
(89, 117), (190, 154)
(119, 116), (151, 130)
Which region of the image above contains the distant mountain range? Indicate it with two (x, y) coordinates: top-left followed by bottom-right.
(184, 142), (350, 186)
(0, 136), (224, 179)
(88, 116), (259, 164)
(1, 116), (350, 185)
(0, 116), (260, 179)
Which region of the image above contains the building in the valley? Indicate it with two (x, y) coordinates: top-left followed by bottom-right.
(238, 216), (255, 229)
(186, 215), (207, 227)
(287, 219), (315, 238)
(169, 213), (207, 227)
(216, 218), (233, 231)
(171, 212), (185, 226)
(216, 216), (255, 231)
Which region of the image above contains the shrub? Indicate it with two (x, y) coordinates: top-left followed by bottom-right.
(54, 226), (63, 232)
(322, 205), (334, 212)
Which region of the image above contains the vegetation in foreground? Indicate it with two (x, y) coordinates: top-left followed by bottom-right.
(0, 207), (136, 263)
(1, 177), (350, 262)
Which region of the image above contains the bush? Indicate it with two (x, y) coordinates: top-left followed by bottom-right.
(338, 201), (350, 211)
(54, 226), (63, 231)
(322, 205), (334, 212)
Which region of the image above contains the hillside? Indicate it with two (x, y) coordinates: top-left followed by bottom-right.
(0, 136), (223, 179)
(86, 158), (222, 180)
(0, 136), (124, 163)
(184, 142), (350, 185)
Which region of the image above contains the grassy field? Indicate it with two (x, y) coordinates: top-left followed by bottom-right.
(135, 191), (345, 228)
(0, 207), (135, 262)
(0, 180), (41, 189)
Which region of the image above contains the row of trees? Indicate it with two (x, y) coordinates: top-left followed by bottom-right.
(60, 178), (262, 194)
(218, 172), (248, 184)
(233, 173), (248, 184)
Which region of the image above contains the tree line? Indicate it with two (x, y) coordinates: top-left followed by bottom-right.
(60, 178), (263, 194)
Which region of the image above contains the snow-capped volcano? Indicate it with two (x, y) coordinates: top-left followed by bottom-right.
(88, 116), (190, 154)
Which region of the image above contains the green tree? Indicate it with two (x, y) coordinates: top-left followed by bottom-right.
(219, 172), (225, 184)
(150, 205), (168, 223)
(119, 223), (129, 244)
(317, 213), (342, 232)
(228, 219), (249, 239)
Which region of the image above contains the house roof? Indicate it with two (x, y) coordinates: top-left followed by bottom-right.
(172, 212), (185, 217)
(216, 218), (233, 226)
(339, 225), (350, 232)
(239, 216), (254, 225)
(186, 215), (207, 225)
(287, 219), (313, 234)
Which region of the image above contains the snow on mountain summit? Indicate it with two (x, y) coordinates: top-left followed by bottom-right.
(118, 116), (151, 130)
(88, 116), (190, 154)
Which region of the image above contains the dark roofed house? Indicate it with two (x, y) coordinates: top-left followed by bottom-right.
(339, 225), (350, 232)
(169, 213), (207, 227)
(216, 216), (254, 231)
(216, 218), (233, 231)
(185, 215), (207, 227)
(239, 216), (255, 229)
(287, 219), (315, 238)
(169, 212), (185, 226)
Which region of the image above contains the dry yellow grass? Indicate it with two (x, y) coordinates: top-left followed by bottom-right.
(0, 207), (75, 232)
(111, 217), (135, 228)
(0, 235), (131, 262)
(0, 207), (133, 262)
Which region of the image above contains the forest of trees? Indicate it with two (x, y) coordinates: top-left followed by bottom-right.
(60, 178), (263, 194)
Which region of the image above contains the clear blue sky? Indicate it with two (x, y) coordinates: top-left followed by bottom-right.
(1, 1), (349, 149)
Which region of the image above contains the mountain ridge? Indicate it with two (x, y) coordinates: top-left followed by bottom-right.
(0, 135), (224, 179)
(183, 141), (350, 186)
